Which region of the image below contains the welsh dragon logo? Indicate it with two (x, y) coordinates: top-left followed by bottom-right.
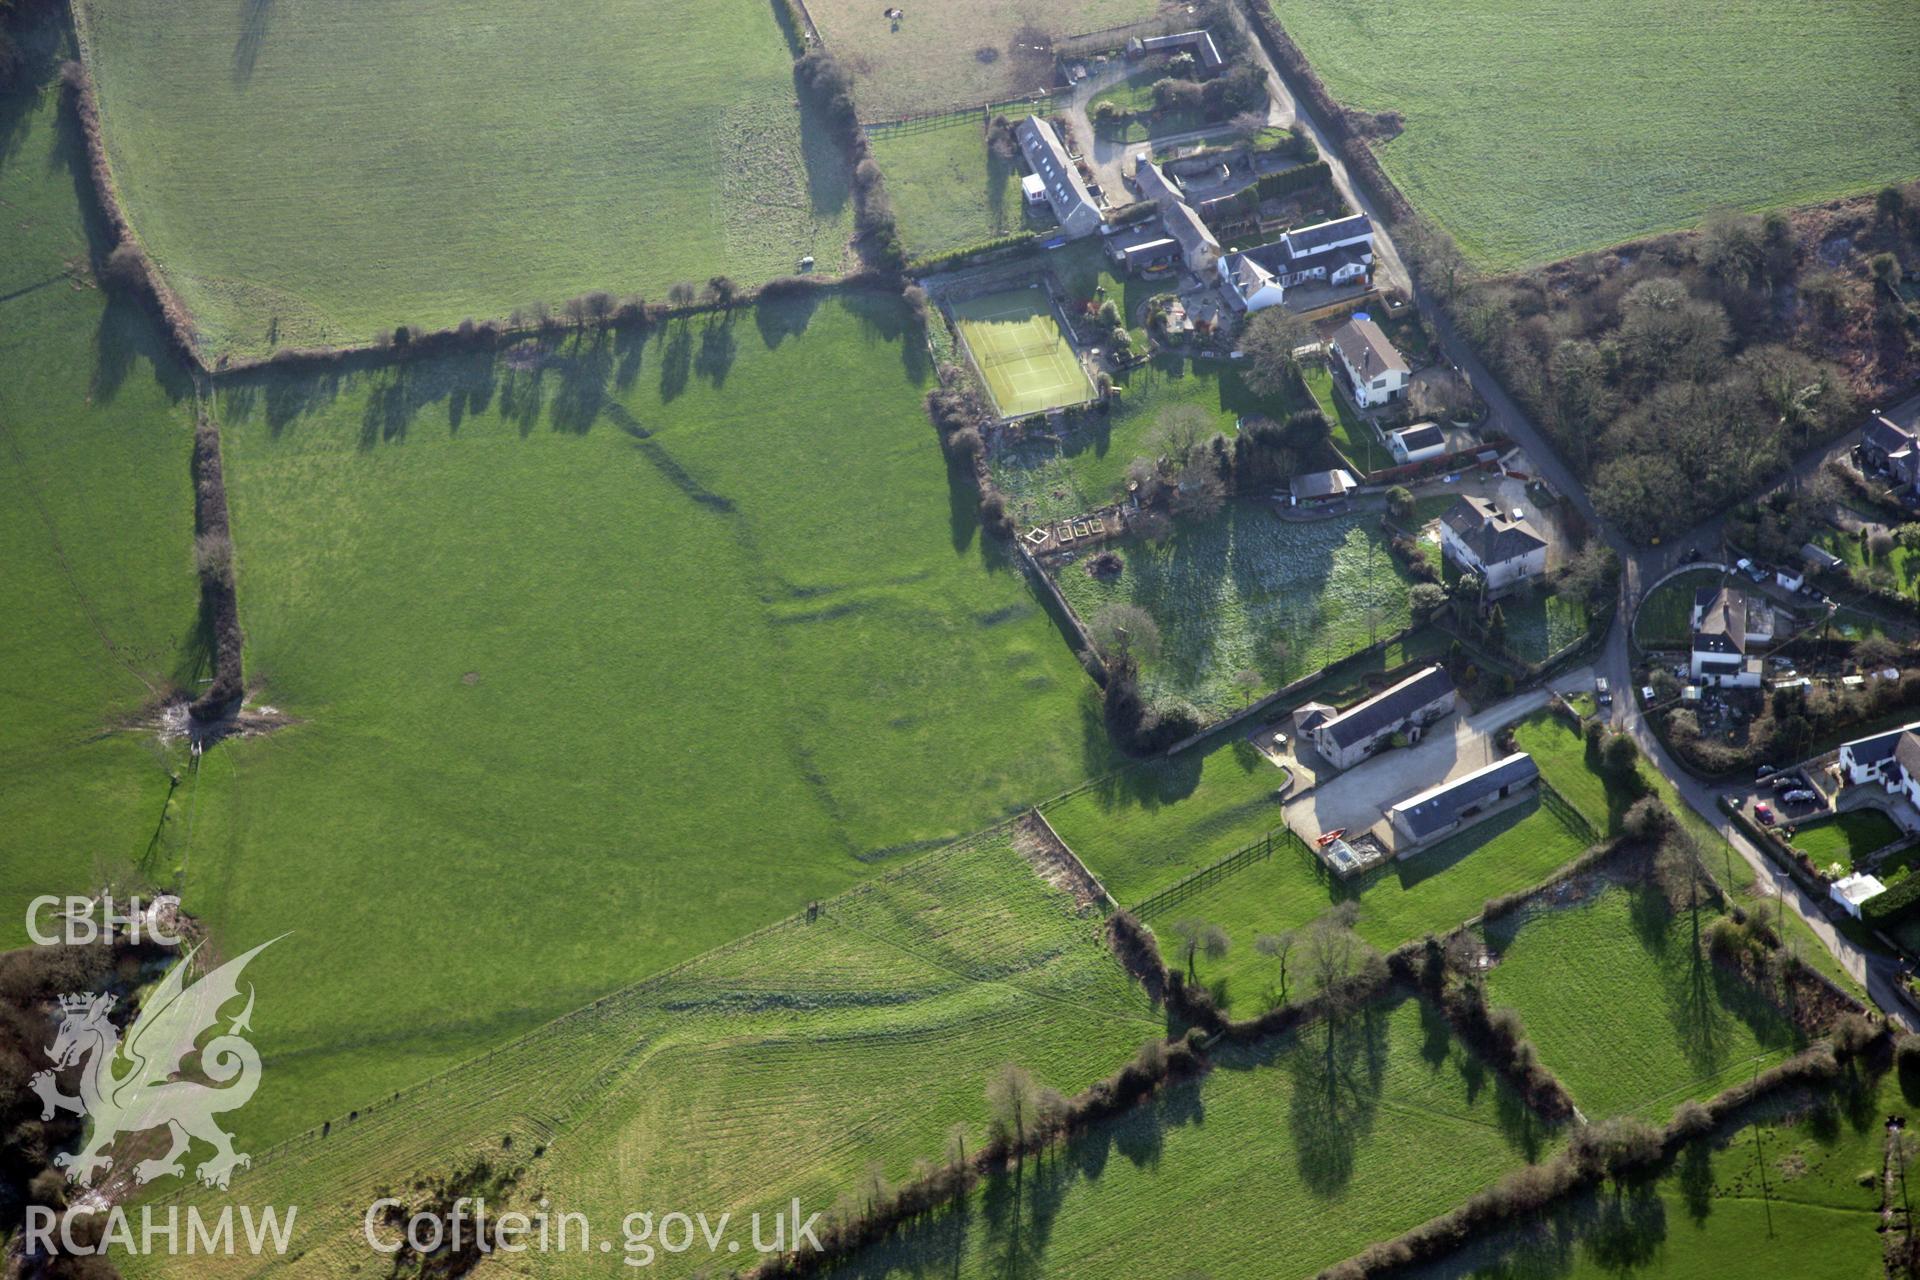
(30, 938), (281, 1190)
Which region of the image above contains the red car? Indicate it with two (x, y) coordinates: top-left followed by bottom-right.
(1755, 802), (1775, 826)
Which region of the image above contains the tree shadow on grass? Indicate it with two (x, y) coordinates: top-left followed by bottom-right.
(657, 319), (692, 403)
(1284, 998), (1390, 1196)
(693, 312), (737, 390)
(232, 0), (274, 87)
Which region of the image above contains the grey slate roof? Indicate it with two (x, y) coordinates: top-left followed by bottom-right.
(1389, 753), (1538, 840)
(1290, 469), (1353, 501)
(1283, 212), (1372, 257)
(1139, 28), (1223, 70)
(1394, 423), (1446, 454)
(1864, 413), (1917, 461)
(1016, 116), (1101, 236)
(1441, 495), (1546, 565)
(1692, 586), (1749, 656)
(1844, 723), (1914, 766)
(1330, 316), (1408, 381)
(1319, 666), (1454, 751)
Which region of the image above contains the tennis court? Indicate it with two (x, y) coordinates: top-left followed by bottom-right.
(950, 287), (1097, 419)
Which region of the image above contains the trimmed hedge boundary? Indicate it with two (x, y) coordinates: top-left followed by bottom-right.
(59, 59), (202, 368)
(187, 402), (244, 720)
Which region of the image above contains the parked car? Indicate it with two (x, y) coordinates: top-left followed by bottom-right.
(1681, 547), (1703, 564)
(1769, 774), (1801, 790)
(1782, 790), (1822, 807)
(1596, 677), (1612, 706)
(1755, 802), (1776, 825)
(1756, 764), (1776, 779)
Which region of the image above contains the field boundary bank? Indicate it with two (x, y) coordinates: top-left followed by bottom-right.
(140, 817), (1054, 1189)
(59, 5), (206, 370)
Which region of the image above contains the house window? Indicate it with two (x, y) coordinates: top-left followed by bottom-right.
(1372, 377), (1386, 389)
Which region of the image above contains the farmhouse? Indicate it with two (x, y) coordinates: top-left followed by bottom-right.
(1838, 720), (1920, 811)
(1311, 665), (1456, 771)
(1329, 315), (1408, 408)
(1288, 468), (1357, 508)
(1860, 413), (1920, 489)
(1689, 586), (1773, 687)
(1133, 158), (1219, 273)
(1387, 752), (1539, 848)
(1830, 871), (1887, 919)
(1016, 116), (1103, 238)
(1439, 495), (1547, 590)
(1388, 422), (1448, 465)
(1215, 213), (1374, 311)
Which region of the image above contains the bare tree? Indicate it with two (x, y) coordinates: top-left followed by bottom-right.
(1233, 667), (1263, 706)
(1090, 603), (1162, 663)
(705, 275), (737, 310)
(1149, 403), (1213, 468)
(1169, 918), (1229, 982)
(986, 1063), (1040, 1157)
(1239, 307), (1313, 398)
(1254, 930), (1296, 1005)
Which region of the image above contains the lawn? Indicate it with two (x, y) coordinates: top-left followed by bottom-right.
(840, 993), (1558, 1279)
(1484, 885), (1805, 1120)
(1512, 710), (1868, 1001)
(1789, 808), (1904, 869)
(1166, 797), (1590, 1016)
(989, 353), (1314, 523)
(803, 0), (1161, 119)
(74, 0), (854, 362)
(1086, 66), (1213, 142)
(120, 829), (1163, 1280)
(1302, 359), (1387, 473)
(1052, 499), (1418, 718)
(1416, 1072), (1892, 1279)
(952, 287), (1096, 416)
(179, 290), (1122, 1147)
(869, 114), (1031, 260)
(1269, 0), (1920, 268)
(1633, 567), (1725, 649)
(0, 62), (201, 945)
(1502, 587), (1590, 664)
(1821, 526), (1920, 594)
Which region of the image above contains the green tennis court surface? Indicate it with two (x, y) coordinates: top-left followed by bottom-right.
(951, 287), (1096, 418)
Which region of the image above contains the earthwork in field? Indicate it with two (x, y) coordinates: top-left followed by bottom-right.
(1270, 0), (1920, 268)
(805, 0), (1169, 119)
(73, 0), (855, 361)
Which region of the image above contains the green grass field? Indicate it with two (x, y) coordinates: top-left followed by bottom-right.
(176, 290), (1124, 1146)
(1415, 1071), (1894, 1279)
(869, 115), (1030, 260)
(990, 354), (1313, 524)
(1789, 808), (1904, 869)
(0, 67), (201, 945)
(952, 288), (1096, 416)
(1484, 885), (1804, 1121)
(1087, 67), (1211, 142)
(1165, 798), (1590, 1016)
(1503, 589), (1590, 664)
(842, 993), (1558, 1278)
(121, 829), (1161, 1279)
(1270, 0), (1920, 268)
(1514, 710), (1867, 1001)
(75, 0), (853, 362)
(1052, 499), (1418, 718)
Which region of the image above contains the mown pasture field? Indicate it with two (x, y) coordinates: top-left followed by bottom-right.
(1161, 798), (1589, 1016)
(0, 69), (200, 944)
(1270, 0), (1920, 269)
(805, 0), (1165, 120)
(1413, 1071), (1894, 1280)
(868, 114), (1028, 260)
(1483, 885), (1805, 1121)
(1513, 710), (1867, 1000)
(1052, 500), (1418, 718)
(121, 830), (1161, 1280)
(842, 993), (1558, 1278)
(74, 0), (853, 362)
(183, 289), (1119, 1146)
